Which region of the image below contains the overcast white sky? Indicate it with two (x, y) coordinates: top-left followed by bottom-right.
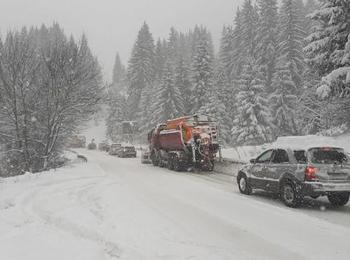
(0, 0), (243, 81)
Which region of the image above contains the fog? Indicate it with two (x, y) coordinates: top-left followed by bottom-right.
(0, 0), (243, 81)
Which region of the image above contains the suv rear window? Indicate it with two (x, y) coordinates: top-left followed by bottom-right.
(309, 148), (348, 164)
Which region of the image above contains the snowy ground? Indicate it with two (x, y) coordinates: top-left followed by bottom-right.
(1, 149), (350, 260)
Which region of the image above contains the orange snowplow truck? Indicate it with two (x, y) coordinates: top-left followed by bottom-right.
(148, 115), (220, 171)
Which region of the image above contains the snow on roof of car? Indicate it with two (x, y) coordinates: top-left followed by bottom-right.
(271, 135), (341, 151)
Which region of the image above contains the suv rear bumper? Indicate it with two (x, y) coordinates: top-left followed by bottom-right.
(303, 181), (350, 194)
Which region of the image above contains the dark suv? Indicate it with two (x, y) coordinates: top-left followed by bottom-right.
(237, 147), (350, 207)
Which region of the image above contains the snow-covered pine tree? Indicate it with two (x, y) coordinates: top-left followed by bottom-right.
(190, 27), (215, 113)
(167, 27), (180, 66)
(278, 0), (307, 89)
(304, 0), (319, 36)
(106, 92), (127, 142)
(232, 59), (274, 146)
(126, 22), (155, 120)
(219, 26), (235, 83)
(137, 83), (156, 137)
(256, 0), (278, 93)
(270, 65), (298, 136)
(174, 57), (192, 114)
(215, 60), (234, 117)
(154, 39), (167, 81)
(152, 61), (184, 122)
(231, 8), (245, 79)
(304, 0), (350, 130)
(240, 0), (259, 59)
(112, 53), (126, 95)
(106, 53), (128, 141)
(199, 88), (232, 146)
(305, 0), (350, 97)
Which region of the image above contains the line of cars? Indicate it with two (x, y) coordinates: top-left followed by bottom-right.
(98, 141), (137, 158)
(237, 146), (350, 208)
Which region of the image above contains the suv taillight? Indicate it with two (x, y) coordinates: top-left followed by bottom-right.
(305, 166), (317, 181)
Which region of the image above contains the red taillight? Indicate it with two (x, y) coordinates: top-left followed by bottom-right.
(305, 166), (317, 181)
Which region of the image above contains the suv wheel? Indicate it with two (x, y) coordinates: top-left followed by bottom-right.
(280, 181), (302, 208)
(237, 173), (252, 195)
(327, 192), (350, 207)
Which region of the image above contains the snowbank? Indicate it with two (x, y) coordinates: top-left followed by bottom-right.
(222, 134), (350, 163)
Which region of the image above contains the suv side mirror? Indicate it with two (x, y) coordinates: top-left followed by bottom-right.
(250, 158), (256, 164)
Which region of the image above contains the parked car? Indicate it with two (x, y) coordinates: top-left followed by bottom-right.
(237, 146), (350, 208)
(109, 143), (121, 155)
(141, 148), (151, 164)
(87, 139), (97, 150)
(98, 141), (110, 152)
(117, 146), (137, 158)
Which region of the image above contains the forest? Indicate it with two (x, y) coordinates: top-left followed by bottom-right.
(106, 0), (350, 147)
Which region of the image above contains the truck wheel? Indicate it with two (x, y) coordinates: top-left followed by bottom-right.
(237, 173), (252, 195)
(167, 156), (174, 170)
(327, 192), (350, 207)
(280, 181), (302, 208)
(173, 156), (181, 172)
(151, 152), (159, 166)
(208, 160), (214, 172)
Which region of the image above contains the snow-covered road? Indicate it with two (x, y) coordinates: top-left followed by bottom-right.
(1, 150), (350, 260)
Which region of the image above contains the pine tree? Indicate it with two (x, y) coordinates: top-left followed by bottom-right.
(152, 61), (184, 122)
(154, 39), (167, 81)
(305, 0), (350, 97)
(199, 89), (232, 146)
(174, 57), (192, 114)
(167, 27), (179, 66)
(278, 0), (306, 89)
(126, 22), (155, 120)
(256, 0), (278, 92)
(270, 65), (298, 136)
(231, 8), (245, 79)
(112, 53), (126, 95)
(241, 0), (259, 59)
(190, 28), (214, 113)
(232, 59), (274, 146)
(304, 0), (319, 36)
(219, 26), (235, 83)
(215, 62), (234, 115)
(138, 83), (156, 136)
(304, 0), (350, 130)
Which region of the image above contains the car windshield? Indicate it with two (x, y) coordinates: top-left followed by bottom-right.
(124, 147), (135, 151)
(309, 148), (348, 164)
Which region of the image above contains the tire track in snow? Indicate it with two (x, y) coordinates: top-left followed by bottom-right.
(17, 167), (122, 259)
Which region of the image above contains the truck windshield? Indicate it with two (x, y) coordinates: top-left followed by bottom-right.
(309, 148), (348, 164)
